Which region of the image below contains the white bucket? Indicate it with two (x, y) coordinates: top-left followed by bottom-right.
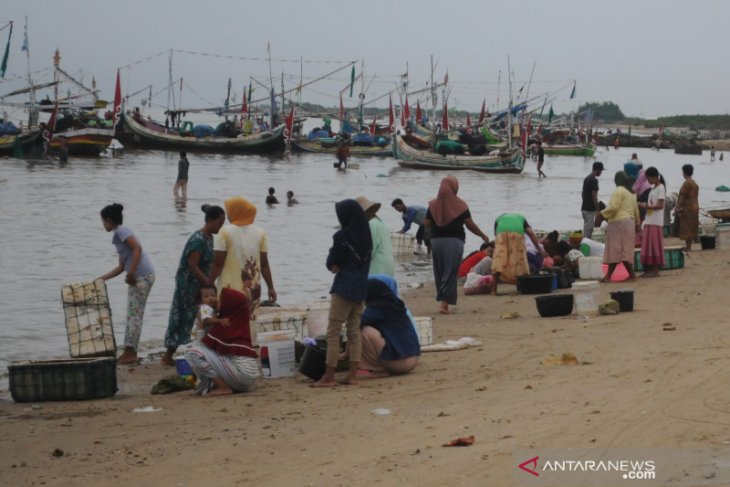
(258, 330), (296, 378)
(578, 256), (604, 280)
(573, 281), (600, 315)
(305, 302), (330, 337)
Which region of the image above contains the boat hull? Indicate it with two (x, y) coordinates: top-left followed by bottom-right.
(0, 130), (42, 156)
(49, 128), (114, 156)
(291, 139), (392, 157)
(122, 111), (285, 153)
(542, 144), (595, 156)
(392, 134), (524, 173)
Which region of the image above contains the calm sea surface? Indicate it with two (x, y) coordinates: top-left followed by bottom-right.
(1, 145), (728, 383)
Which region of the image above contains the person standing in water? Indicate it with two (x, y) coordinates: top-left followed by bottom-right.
(536, 140), (547, 178)
(173, 151), (189, 199)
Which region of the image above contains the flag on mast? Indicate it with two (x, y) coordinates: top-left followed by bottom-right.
(21, 18), (27, 52)
(284, 104), (295, 147)
(403, 95), (410, 126)
(548, 104), (554, 124)
(0, 22), (12, 78)
(241, 87), (248, 115)
(388, 94), (395, 133)
(349, 65), (355, 97)
(415, 100), (422, 126)
(570, 80), (576, 100)
(478, 99), (486, 125)
(112, 69), (122, 127)
(442, 101), (449, 131)
(370, 113), (377, 137)
(339, 93), (345, 122)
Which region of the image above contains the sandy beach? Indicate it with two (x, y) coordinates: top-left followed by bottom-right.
(2, 238), (730, 486)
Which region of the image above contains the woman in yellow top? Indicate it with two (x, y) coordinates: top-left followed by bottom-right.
(600, 171), (640, 282)
(210, 197), (276, 318)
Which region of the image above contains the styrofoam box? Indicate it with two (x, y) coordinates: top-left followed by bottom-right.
(413, 316), (432, 346)
(62, 280), (116, 358)
(717, 224), (730, 250)
(578, 256), (604, 280)
(254, 308), (308, 344)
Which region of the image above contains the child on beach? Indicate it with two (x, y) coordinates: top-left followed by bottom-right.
(192, 285), (230, 343)
(312, 199), (372, 387)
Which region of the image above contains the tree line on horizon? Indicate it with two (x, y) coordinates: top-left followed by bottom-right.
(294, 100), (730, 130)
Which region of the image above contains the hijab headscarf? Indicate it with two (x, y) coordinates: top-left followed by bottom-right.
(225, 197), (256, 226)
(632, 169), (651, 196)
(614, 171), (633, 192)
(362, 278), (421, 360)
(369, 274), (399, 296)
(335, 199), (372, 262)
(202, 288), (257, 358)
(428, 176), (470, 227)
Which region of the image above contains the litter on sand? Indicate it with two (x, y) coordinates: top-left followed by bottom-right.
(132, 406), (163, 413)
(543, 353), (579, 365)
(371, 408), (391, 416)
(443, 435), (476, 447)
(421, 337), (482, 352)
(500, 312), (520, 320)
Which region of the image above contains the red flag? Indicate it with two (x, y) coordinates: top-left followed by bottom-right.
(43, 104), (58, 145)
(339, 93), (344, 122)
(415, 100), (422, 126)
(444, 71), (448, 86)
(112, 69), (122, 127)
(388, 94), (395, 133)
(284, 105), (295, 147)
(370, 114), (377, 137)
(242, 87), (248, 115)
(442, 101), (449, 131)
(403, 95), (411, 125)
(478, 99), (486, 125)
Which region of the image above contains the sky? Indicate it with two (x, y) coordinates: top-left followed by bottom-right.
(1, 0), (728, 120)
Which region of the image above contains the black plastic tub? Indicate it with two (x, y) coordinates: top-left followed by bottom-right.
(700, 235), (716, 250)
(610, 289), (635, 312)
(9, 357), (117, 402)
(298, 345), (326, 381)
(517, 273), (554, 294)
(535, 294), (575, 317)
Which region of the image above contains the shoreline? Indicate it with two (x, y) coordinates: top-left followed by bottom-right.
(3, 240), (730, 485)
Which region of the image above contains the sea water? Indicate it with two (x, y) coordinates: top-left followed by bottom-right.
(1, 146), (728, 384)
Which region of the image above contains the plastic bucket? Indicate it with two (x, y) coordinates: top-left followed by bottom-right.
(298, 345), (326, 381)
(610, 289), (634, 312)
(258, 330), (296, 378)
(175, 357), (192, 376)
(572, 281), (600, 315)
(700, 235), (716, 250)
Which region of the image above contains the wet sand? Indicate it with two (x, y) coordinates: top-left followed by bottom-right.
(2, 239), (730, 486)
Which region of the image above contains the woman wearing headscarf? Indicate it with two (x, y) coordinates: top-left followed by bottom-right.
(209, 197), (276, 318)
(161, 204), (226, 366)
(675, 164), (700, 253)
(632, 168), (652, 223)
(600, 171), (640, 282)
(312, 199), (372, 387)
(357, 278), (420, 378)
(424, 176), (489, 314)
(184, 287), (260, 396)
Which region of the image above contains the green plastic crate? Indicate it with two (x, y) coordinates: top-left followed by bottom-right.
(634, 246), (684, 272)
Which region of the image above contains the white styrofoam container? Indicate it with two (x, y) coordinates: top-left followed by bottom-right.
(412, 316), (432, 346)
(578, 256), (604, 280)
(62, 279), (116, 358)
(716, 223), (730, 249)
(391, 232), (417, 256)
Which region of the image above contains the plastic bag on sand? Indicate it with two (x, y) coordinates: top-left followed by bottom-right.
(464, 272), (494, 295)
(421, 337), (481, 352)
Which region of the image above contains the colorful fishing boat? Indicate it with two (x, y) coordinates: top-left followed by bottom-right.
(292, 133), (392, 157)
(121, 111), (285, 153)
(542, 143), (595, 157)
(121, 110), (285, 153)
(391, 133), (524, 173)
(48, 126), (114, 156)
(0, 130), (42, 157)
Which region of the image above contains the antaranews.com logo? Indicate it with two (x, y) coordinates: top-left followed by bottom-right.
(518, 455), (655, 480)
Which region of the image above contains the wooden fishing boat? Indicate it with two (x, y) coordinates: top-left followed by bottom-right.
(292, 137), (392, 157)
(707, 208), (730, 222)
(0, 130), (42, 157)
(391, 133), (524, 173)
(48, 127), (114, 156)
(542, 143), (595, 157)
(121, 110), (285, 153)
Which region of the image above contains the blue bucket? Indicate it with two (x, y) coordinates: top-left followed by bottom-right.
(175, 357), (192, 376)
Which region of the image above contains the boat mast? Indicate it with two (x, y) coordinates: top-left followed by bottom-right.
(430, 55), (436, 129)
(166, 49), (175, 113)
(22, 17), (38, 128)
(358, 58), (365, 130)
(506, 56), (512, 149)
(267, 42), (274, 127)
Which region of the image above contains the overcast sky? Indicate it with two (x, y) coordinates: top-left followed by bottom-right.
(1, 0), (727, 119)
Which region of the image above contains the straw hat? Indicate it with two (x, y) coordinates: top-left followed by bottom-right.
(355, 196), (381, 216)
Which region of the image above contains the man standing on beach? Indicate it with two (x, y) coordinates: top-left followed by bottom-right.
(581, 161), (604, 238)
(173, 151), (189, 199)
